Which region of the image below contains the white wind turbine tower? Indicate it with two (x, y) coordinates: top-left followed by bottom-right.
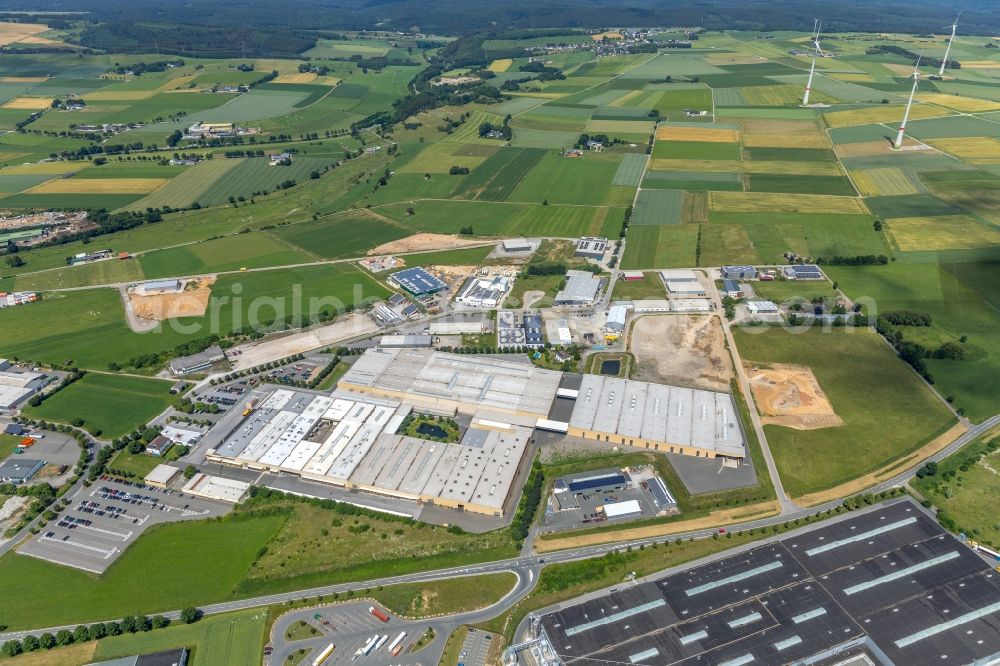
(939, 13), (960, 77)
(895, 55), (922, 150)
(802, 19), (822, 106)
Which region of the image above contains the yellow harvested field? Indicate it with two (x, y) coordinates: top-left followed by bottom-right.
(887, 215), (1000, 251)
(19, 34), (59, 45)
(26, 178), (168, 194)
(591, 31), (624, 41)
(742, 118), (829, 148)
(917, 93), (1000, 113)
(710, 191), (868, 214)
(587, 119), (652, 134)
(157, 74), (196, 90)
(488, 58), (513, 72)
(0, 76), (48, 83)
(83, 90), (157, 101)
(2, 97), (52, 110)
(823, 104), (948, 128)
(609, 90), (643, 107)
(273, 72), (318, 84)
(959, 60), (1000, 69)
(0, 21), (48, 45)
(651, 158), (841, 176)
(926, 136), (1000, 162)
(850, 167), (920, 197)
(656, 126), (739, 143)
(0, 151), (28, 163)
(834, 139), (920, 156)
(743, 84), (833, 106)
(0, 162), (84, 175)
(883, 62), (917, 76)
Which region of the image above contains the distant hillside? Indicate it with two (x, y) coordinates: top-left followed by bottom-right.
(6, 0), (1000, 36)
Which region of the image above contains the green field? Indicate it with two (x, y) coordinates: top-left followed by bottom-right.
(612, 153), (648, 186)
(912, 427), (1000, 546)
(827, 262), (1000, 422)
(746, 173), (857, 196)
(620, 224), (699, 268)
(0, 266), (389, 370)
(0, 514), (287, 630)
(270, 210), (410, 259)
(652, 140), (740, 161)
(733, 328), (956, 497)
(26, 373), (175, 438)
(93, 608), (267, 666)
(631, 189), (685, 225)
(510, 151), (631, 206)
(140, 232), (312, 278)
(122, 159), (246, 212)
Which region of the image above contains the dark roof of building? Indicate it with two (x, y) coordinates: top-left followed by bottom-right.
(722, 279), (740, 292)
(540, 500), (1000, 666)
(3, 423), (25, 435)
(391, 267), (447, 294)
(136, 648), (189, 666)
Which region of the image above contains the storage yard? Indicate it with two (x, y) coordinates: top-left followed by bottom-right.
(536, 501), (1000, 666)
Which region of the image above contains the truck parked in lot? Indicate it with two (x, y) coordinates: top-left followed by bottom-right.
(369, 606), (390, 622)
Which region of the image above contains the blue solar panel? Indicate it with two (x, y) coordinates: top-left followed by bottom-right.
(568, 473), (626, 493)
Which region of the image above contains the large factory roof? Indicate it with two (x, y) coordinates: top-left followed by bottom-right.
(541, 501), (1000, 666)
(569, 374), (745, 457)
(208, 385), (531, 514)
(339, 348), (562, 418)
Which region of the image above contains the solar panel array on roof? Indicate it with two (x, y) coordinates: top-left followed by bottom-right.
(539, 500), (1000, 666)
(390, 267), (448, 295)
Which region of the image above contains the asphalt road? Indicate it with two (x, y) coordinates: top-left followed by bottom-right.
(1, 410), (997, 643)
(267, 572), (533, 666)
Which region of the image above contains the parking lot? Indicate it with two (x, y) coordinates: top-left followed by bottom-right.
(17, 475), (231, 573)
(455, 628), (497, 666)
(540, 468), (677, 534)
(270, 601), (438, 666)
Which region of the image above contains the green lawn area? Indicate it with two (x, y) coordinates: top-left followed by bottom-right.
(139, 231), (313, 279)
(0, 514), (286, 630)
(912, 426), (1000, 547)
(509, 151), (633, 207)
(827, 262), (1000, 422)
(93, 608), (268, 666)
(610, 274), (667, 300)
(0, 433), (21, 459)
(732, 327), (956, 497)
(25, 373), (175, 439)
(108, 447), (181, 478)
(0, 265), (389, 371)
(234, 500), (517, 597)
(620, 225), (699, 269)
(373, 572), (516, 617)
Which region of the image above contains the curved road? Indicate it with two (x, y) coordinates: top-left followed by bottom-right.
(2, 410), (996, 643)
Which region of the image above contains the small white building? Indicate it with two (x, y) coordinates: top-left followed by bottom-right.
(605, 305), (628, 332)
(455, 275), (511, 308)
(747, 300), (779, 316)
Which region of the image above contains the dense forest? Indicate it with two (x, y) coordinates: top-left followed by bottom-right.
(3, 0), (999, 55)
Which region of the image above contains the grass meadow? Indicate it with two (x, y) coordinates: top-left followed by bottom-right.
(733, 327), (956, 497)
(26, 373), (175, 438)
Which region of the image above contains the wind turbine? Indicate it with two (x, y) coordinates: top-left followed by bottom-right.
(802, 19), (822, 106)
(895, 55), (922, 150)
(939, 13), (960, 77)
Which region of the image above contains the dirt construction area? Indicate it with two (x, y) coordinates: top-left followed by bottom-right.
(629, 314), (733, 391)
(368, 233), (489, 255)
(745, 362), (844, 430)
(129, 277), (215, 320)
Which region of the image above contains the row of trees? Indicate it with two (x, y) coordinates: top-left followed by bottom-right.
(1, 608), (201, 658)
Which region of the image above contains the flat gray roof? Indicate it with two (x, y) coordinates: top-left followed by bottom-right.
(340, 348), (562, 417)
(555, 270), (602, 304)
(569, 374), (745, 457)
